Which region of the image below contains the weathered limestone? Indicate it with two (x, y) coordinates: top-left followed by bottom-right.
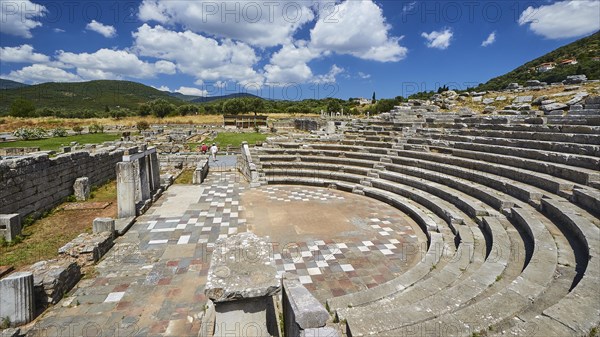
(29, 260), (81, 306)
(149, 152), (161, 191)
(116, 161), (136, 218)
(0, 272), (35, 326)
(282, 274), (333, 337)
(117, 146), (161, 218)
(73, 177), (90, 201)
(58, 232), (114, 265)
(205, 233), (280, 337)
(239, 142), (259, 184)
(205, 233), (279, 302)
(92, 217), (116, 235)
(0, 214), (21, 242)
(133, 155), (151, 203)
(193, 159), (210, 185)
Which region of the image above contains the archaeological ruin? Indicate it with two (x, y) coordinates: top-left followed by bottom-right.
(1, 87), (599, 337)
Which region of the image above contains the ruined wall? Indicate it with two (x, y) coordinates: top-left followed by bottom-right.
(0, 147), (129, 218)
(158, 154), (204, 171)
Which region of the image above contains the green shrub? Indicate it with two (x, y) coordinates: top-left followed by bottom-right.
(72, 126), (83, 134)
(136, 121), (150, 132)
(51, 127), (68, 137)
(13, 127), (47, 140)
(88, 123), (104, 134)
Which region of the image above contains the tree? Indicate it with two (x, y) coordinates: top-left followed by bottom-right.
(104, 105), (110, 113)
(375, 99), (397, 113)
(246, 98), (264, 114)
(149, 99), (174, 118)
(372, 92), (376, 104)
(222, 98), (247, 115)
(177, 104), (199, 116)
(138, 103), (151, 116)
(326, 99), (342, 113)
(10, 97), (36, 117)
(72, 126), (83, 135)
(136, 121), (150, 132)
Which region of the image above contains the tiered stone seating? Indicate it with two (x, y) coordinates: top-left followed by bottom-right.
(251, 113), (600, 336)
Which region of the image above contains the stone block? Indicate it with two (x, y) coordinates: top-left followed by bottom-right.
(205, 233), (280, 303)
(29, 260), (81, 305)
(282, 275), (329, 337)
(73, 177), (90, 201)
(0, 272), (35, 326)
(301, 327), (340, 337)
(117, 162), (136, 218)
(92, 217), (115, 235)
(0, 214), (21, 242)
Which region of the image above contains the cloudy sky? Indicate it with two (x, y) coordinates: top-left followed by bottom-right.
(1, 0), (599, 99)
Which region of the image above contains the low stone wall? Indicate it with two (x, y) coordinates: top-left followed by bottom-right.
(159, 154), (205, 171)
(294, 118), (322, 132)
(0, 146), (133, 219)
(0, 147), (40, 157)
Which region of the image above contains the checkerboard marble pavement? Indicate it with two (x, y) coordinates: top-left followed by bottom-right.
(27, 173), (425, 336)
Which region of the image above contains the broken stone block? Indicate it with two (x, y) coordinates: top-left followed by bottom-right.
(0, 214), (21, 242)
(283, 274), (330, 337)
(92, 217), (115, 235)
(205, 232), (280, 302)
(0, 272), (34, 326)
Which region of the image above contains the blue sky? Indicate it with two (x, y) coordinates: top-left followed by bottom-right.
(1, 0), (599, 100)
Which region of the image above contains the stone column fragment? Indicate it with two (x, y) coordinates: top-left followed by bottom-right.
(0, 272), (35, 326)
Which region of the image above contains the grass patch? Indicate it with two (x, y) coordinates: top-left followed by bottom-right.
(210, 132), (269, 148)
(174, 169), (194, 184)
(0, 133), (120, 152)
(0, 181), (117, 268)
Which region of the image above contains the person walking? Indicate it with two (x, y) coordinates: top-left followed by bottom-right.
(210, 143), (218, 161)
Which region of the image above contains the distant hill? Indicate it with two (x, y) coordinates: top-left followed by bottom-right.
(477, 31), (600, 91)
(0, 80), (182, 114)
(0, 78), (29, 90)
(192, 92), (262, 103)
(164, 91), (202, 102)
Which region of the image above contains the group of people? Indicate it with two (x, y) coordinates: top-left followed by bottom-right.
(199, 143), (219, 161)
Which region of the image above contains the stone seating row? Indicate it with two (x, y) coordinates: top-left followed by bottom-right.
(413, 132), (600, 156)
(258, 164), (584, 335)
(257, 144), (596, 211)
(257, 165), (576, 335)
(252, 137), (596, 334)
(454, 128), (600, 145)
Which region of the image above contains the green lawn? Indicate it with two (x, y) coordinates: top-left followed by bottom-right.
(211, 132), (269, 147)
(0, 133), (121, 151)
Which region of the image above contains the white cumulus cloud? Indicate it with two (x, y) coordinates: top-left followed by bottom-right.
(0, 0), (46, 38)
(313, 65), (344, 84)
(3, 64), (81, 84)
(56, 48), (176, 80)
(421, 28), (453, 50)
(133, 24), (263, 86)
(0, 44), (50, 63)
(176, 86), (208, 96)
(85, 20), (117, 38)
(310, 0), (407, 62)
(138, 0), (315, 47)
(481, 31), (496, 47)
(518, 0), (600, 39)
(264, 41), (319, 84)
